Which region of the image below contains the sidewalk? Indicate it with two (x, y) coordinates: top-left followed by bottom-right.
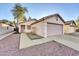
(0, 31), (14, 40)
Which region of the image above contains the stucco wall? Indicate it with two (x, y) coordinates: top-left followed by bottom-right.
(31, 21), (46, 37)
(46, 16), (64, 24)
(64, 25), (76, 33)
(64, 25), (68, 33)
(0, 26), (14, 35)
(19, 21), (36, 33)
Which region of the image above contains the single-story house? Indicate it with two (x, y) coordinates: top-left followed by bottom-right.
(31, 14), (65, 37)
(64, 20), (76, 33)
(19, 14), (77, 37)
(0, 22), (14, 29)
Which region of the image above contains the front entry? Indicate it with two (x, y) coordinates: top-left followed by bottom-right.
(21, 25), (25, 33)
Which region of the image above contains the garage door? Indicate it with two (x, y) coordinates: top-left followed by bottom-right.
(47, 23), (63, 36)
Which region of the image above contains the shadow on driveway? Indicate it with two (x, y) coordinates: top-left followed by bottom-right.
(26, 33), (44, 40)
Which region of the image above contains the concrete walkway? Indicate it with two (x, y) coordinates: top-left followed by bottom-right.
(20, 33), (53, 49)
(20, 33), (79, 51)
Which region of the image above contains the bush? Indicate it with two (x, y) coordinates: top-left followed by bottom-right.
(76, 29), (79, 32)
(14, 27), (19, 33)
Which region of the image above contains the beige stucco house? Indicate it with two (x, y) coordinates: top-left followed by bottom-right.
(31, 14), (65, 37)
(19, 13), (77, 38)
(64, 20), (76, 34)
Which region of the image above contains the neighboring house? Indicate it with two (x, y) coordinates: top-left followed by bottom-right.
(31, 14), (65, 37)
(64, 20), (76, 33)
(0, 22), (14, 35)
(18, 18), (37, 33)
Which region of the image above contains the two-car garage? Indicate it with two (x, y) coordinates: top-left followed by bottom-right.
(31, 14), (65, 37)
(47, 23), (63, 36)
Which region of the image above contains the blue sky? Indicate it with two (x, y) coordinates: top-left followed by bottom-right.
(0, 3), (79, 21)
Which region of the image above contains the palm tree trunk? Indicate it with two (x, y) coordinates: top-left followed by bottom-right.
(16, 18), (19, 33)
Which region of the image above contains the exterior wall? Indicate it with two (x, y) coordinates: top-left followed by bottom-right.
(64, 25), (76, 33)
(2, 23), (8, 27)
(24, 25), (32, 33)
(44, 22), (47, 37)
(0, 25), (14, 35)
(19, 21), (36, 33)
(31, 21), (46, 37)
(25, 21), (36, 33)
(0, 23), (2, 27)
(64, 25), (69, 33)
(69, 26), (76, 33)
(46, 16), (64, 24)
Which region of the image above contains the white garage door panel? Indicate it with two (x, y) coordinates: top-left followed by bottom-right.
(47, 23), (63, 36)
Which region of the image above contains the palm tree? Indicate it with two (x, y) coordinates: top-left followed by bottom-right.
(11, 3), (28, 33)
(76, 17), (79, 28)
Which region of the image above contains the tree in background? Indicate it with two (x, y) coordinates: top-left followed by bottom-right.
(28, 16), (37, 21)
(28, 16), (32, 21)
(23, 16), (27, 22)
(11, 3), (28, 33)
(76, 17), (79, 29)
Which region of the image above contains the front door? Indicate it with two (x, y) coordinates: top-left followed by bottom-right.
(21, 25), (25, 32)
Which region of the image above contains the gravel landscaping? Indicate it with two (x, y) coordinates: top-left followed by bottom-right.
(14, 41), (79, 56)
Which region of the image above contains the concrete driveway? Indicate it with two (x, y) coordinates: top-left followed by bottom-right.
(20, 32), (79, 51)
(48, 32), (79, 51)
